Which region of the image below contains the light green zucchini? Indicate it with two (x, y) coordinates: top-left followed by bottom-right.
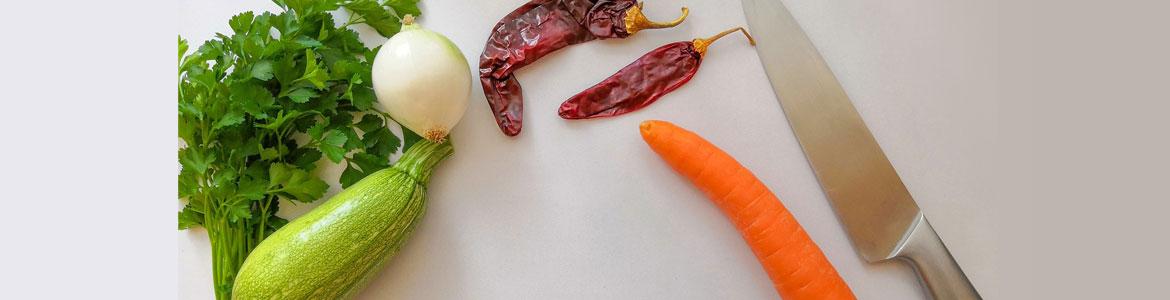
(232, 140), (452, 299)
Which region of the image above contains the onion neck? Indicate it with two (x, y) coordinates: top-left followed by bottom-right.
(401, 14), (420, 31)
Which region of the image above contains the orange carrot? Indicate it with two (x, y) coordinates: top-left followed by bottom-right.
(639, 120), (855, 300)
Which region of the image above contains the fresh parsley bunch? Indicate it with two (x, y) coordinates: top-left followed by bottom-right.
(178, 0), (422, 298)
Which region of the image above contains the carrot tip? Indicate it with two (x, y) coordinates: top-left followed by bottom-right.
(639, 120), (658, 139)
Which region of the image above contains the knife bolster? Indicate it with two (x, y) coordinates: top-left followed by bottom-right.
(895, 215), (983, 300)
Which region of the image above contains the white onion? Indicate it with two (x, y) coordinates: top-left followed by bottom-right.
(372, 15), (470, 143)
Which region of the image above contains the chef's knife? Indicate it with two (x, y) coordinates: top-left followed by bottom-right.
(740, 1), (981, 299)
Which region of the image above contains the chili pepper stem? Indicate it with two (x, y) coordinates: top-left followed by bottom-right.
(692, 27), (756, 57)
(624, 2), (689, 35)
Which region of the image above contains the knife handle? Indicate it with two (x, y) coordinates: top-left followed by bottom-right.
(897, 215), (982, 300)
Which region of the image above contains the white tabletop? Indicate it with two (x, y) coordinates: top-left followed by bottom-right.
(179, 0), (1002, 298)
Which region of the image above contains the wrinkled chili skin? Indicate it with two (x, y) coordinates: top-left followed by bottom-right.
(481, 0), (638, 136)
(559, 42), (701, 119)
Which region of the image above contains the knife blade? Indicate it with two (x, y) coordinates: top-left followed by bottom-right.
(740, 0), (980, 299)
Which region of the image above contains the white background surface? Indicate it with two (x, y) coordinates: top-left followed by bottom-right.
(178, 0), (1002, 299)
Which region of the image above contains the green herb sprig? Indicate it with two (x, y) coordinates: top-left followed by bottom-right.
(178, 0), (421, 298)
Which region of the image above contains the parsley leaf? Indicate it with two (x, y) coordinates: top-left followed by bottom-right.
(178, 206), (203, 230)
(355, 114), (384, 133)
(214, 111), (245, 130)
(226, 200), (253, 223)
(319, 129), (349, 163)
(363, 126), (400, 158)
(236, 175), (268, 201)
(179, 147), (215, 173)
(307, 121), (327, 140)
(250, 60), (274, 81)
(232, 81), (275, 118)
(351, 152), (389, 174)
(286, 88), (317, 103)
(348, 85), (376, 111)
(402, 126), (423, 152)
(229, 12), (255, 34)
(179, 36), (189, 64)
(386, 0), (422, 17)
(298, 49), (330, 90)
(179, 167), (199, 198)
(268, 163), (329, 202)
(294, 36), (324, 49)
(339, 164), (364, 189)
(291, 148), (322, 170)
(344, 0), (401, 37)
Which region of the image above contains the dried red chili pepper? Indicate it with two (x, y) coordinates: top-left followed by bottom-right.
(558, 27), (755, 119)
(480, 0), (689, 136)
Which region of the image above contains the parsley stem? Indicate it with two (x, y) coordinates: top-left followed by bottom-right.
(257, 196), (272, 242)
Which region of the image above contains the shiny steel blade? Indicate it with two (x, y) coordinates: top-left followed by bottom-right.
(741, 0), (920, 262)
